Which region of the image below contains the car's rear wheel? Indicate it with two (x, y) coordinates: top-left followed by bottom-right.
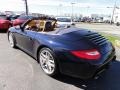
(8, 33), (16, 48)
(39, 48), (58, 76)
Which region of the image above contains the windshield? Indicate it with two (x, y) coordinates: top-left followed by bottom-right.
(57, 18), (71, 22)
(18, 16), (33, 20)
(0, 15), (7, 19)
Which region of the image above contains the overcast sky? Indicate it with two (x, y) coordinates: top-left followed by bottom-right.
(0, 0), (120, 16)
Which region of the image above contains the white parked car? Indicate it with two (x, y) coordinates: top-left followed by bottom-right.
(56, 17), (75, 28)
(103, 17), (111, 23)
(115, 17), (120, 26)
(113, 14), (120, 26)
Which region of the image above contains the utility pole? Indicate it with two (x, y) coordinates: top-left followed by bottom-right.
(59, 4), (63, 16)
(22, 0), (29, 15)
(71, 2), (75, 22)
(111, 0), (117, 24)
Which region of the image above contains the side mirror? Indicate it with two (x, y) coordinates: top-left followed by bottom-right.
(20, 24), (24, 32)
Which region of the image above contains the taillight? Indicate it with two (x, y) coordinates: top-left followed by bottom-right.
(71, 49), (101, 60)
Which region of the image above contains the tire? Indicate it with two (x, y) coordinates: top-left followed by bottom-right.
(38, 48), (58, 76)
(116, 22), (120, 26)
(8, 32), (16, 48)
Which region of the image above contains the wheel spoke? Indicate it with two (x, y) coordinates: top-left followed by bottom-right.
(46, 60), (55, 72)
(47, 64), (51, 72)
(46, 51), (50, 59)
(49, 62), (55, 68)
(41, 53), (46, 58)
(48, 60), (55, 67)
(40, 56), (46, 65)
(9, 34), (14, 47)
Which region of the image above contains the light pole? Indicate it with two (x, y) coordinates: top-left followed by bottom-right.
(86, 6), (90, 16)
(59, 4), (63, 16)
(71, 2), (75, 22)
(22, 0), (29, 16)
(111, 0), (117, 24)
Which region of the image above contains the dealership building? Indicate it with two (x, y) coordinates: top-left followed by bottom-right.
(113, 8), (120, 24)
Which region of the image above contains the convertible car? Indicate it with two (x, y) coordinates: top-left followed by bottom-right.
(8, 16), (116, 79)
(0, 15), (11, 31)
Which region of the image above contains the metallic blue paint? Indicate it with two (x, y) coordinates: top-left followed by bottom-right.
(8, 23), (116, 79)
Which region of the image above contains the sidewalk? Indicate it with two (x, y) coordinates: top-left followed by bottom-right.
(98, 31), (120, 36)
(76, 23), (120, 36)
(115, 47), (120, 61)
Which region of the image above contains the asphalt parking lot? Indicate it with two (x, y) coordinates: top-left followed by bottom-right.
(0, 24), (120, 90)
(76, 23), (120, 36)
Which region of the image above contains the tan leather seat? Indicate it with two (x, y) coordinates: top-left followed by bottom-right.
(28, 20), (36, 27)
(44, 21), (53, 32)
(39, 20), (46, 31)
(38, 20), (57, 32)
(51, 20), (57, 29)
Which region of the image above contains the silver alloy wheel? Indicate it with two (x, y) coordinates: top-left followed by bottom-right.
(9, 33), (14, 47)
(39, 49), (55, 75)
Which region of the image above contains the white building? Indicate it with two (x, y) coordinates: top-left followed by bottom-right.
(113, 8), (120, 25)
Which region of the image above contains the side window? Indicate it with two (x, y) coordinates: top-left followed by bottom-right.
(23, 19), (56, 32)
(24, 20), (38, 32)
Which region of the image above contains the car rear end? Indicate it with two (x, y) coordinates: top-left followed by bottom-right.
(54, 29), (116, 79)
(83, 32), (115, 78)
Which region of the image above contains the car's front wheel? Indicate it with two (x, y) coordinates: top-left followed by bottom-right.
(8, 33), (16, 48)
(39, 48), (58, 76)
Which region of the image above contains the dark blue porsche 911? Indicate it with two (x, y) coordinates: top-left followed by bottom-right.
(8, 16), (116, 79)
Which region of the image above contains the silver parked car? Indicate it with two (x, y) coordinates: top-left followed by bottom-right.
(56, 17), (75, 28)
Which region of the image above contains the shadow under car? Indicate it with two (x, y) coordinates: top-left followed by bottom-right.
(54, 61), (120, 90)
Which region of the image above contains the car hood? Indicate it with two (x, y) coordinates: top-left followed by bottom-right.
(0, 19), (9, 23)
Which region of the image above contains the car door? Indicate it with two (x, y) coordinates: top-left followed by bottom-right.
(15, 29), (36, 55)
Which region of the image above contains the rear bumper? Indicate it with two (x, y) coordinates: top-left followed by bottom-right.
(93, 54), (116, 78)
(58, 51), (116, 79)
